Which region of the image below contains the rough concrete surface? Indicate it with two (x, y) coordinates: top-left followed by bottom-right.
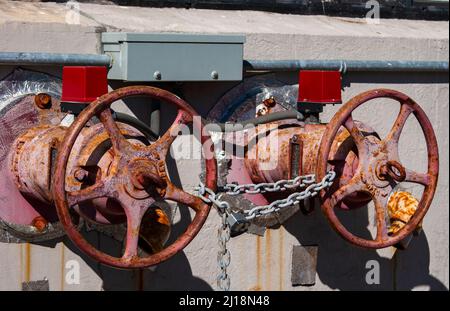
(0, 0), (448, 291)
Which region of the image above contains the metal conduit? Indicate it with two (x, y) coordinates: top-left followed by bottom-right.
(244, 59), (449, 73)
(0, 52), (111, 67)
(0, 52), (448, 73)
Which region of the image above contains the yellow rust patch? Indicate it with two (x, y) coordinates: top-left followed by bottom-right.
(253, 235), (262, 291)
(388, 191), (420, 235)
(155, 208), (170, 226)
(25, 243), (31, 282)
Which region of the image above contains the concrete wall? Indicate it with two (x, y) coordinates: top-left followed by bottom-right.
(0, 1), (448, 291)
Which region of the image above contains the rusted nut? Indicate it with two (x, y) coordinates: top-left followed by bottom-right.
(74, 168), (88, 182)
(136, 173), (166, 190)
(35, 93), (52, 109)
(263, 96), (276, 108)
(31, 216), (48, 232)
(385, 160), (406, 182)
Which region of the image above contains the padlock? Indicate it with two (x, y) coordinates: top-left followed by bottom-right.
(227, 211), (250, 237)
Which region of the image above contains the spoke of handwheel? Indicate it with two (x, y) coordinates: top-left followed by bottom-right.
(372, 193), (389, 241)
(330, 174), (365, 207)
(121, 199), (150, 260)
(404, 168), (429, 186)
(343, 114), (367, 156)
(386, 104), (413, 145)
(67, 181), (109, 206)
(164, 182), (203, 213)
(148, 109), (192, 159)
(98, 109), (129, 155)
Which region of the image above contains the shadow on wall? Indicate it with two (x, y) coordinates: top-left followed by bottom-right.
(282, 201), (448, 291)
(60, 200), (448, 291)
(62, 234), (212, 291)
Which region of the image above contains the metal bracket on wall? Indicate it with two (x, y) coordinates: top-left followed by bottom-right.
(291, 245), (319, 286)
(22, 279), (50, 291)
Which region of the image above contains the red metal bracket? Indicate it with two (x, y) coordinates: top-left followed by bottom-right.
(298, 70), (342, 106)
(61, 66), (108, 106)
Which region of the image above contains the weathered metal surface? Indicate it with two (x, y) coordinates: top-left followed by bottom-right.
(10, 125), (66, 204)
(244, 122), (373, 211)
(291, 245), (318, 286)
(245, 124), (326, 185)
(65, 121), (153, 225)
(52, 85), (217, 268)
(0, 94), (66, 240)
(206, 75), (292, 211)
(317, 89), (439, 249)
(387, 191), (420, 236)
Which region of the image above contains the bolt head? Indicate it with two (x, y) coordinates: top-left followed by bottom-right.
(154, 71), (162, 80)
(32, 216), (48, 232)
(35, 93), (52, 109)
(211, 71), (219, 80)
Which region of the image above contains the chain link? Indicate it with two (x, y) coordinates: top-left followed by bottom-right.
(217, 211), (231, 291)
(223, 174), (316, 195)
(244, 171), (336, 220)
(196, 183), (232, 291)
(196, 171), (335, 221)
(195, 170), (336, 291)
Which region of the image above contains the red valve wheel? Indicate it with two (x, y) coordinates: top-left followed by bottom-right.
(53, 86), (217, 268)
(317, 89), (439, 249)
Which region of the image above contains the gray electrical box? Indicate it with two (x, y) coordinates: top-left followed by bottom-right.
(102, 32), (245, 82)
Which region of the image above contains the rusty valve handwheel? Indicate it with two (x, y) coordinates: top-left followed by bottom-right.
(317, 89), (439, 249)
(53, 86), (217, 268)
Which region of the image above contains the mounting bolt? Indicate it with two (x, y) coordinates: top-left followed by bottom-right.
(31, 216), (48, 232)
(263, 96), (276, 108)
(74, 168), (88, 182)
(154, 71), (162, 80)
(211, 71), (219, 80)
(35, 93), (51, 109)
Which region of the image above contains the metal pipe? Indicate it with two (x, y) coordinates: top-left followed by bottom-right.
(0, 52), (111, 67)
(244, 60), (449, 73)
(207, 110), (302, 132)
(0, 52), (447, 73)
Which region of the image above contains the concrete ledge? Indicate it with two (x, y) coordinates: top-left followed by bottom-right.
(0, 1), (448, 61)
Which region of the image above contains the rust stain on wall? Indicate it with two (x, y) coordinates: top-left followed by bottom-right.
(279, 228), (284, 291)
(25, 243), (31, 282)
(19, 244), (23, 288)
(251, 235), (262, 291)
(265, 229), (271, 291)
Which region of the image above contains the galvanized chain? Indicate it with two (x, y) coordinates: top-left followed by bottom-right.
(195, 170), (335, 292)
(223, 174), (316, 195)
(243, 171), (336, 220)
(195, 183), (232, 291)
(196, 171), (336, 221)
(217, 211), (231, 291)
